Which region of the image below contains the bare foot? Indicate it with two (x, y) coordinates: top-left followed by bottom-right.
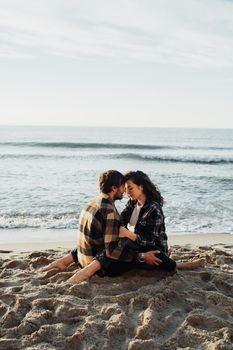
(41, 254), (74, 272)
(66, 269), (91, 285)
(65, 260), (101, 285)
(177, 258), (206, 270)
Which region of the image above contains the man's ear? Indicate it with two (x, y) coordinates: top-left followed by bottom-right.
(111, 185), (117, 192)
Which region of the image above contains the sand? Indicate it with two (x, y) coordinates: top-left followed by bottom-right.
(0, 234), (233, 350)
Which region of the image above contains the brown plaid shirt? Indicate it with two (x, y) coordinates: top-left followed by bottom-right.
(77, 193), (132, 267)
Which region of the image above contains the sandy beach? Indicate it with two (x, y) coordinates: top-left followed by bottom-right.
(0, 232), (233, 350)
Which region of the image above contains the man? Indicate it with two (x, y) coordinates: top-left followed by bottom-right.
(42, 170), (162, 279)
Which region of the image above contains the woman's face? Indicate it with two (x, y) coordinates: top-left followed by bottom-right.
(125, 180), (144, 200)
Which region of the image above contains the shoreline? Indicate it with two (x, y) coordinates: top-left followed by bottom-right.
(0, 229), (232, 254)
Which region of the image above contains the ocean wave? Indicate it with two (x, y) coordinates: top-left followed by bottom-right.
(1, 216), (232, 232)
(0, 213), (77, 229)
(0, 152), (233, 164)
(0, 141), (232, 151)
(0, 154), (70, 159)
(1, 206), (232, 231)
(111, 153), (233, 164)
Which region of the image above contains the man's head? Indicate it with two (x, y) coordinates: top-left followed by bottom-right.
(99, 170), (125, 200)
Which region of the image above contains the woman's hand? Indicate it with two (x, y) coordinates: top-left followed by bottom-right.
(119, 226), (128, 238)
(119, 227), (137, 241)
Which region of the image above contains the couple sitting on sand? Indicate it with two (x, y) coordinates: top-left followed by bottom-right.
(42, 170), (205, 284)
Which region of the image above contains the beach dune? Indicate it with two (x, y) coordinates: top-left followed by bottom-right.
(0, 236), (233, 350)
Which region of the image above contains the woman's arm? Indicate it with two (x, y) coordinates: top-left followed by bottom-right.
(119, 224), (160, 247)
(121, 204), (168, 253)
(119, 221), (160, 246)
(135, 204), (168, 253)
(119, 225), (159, 249)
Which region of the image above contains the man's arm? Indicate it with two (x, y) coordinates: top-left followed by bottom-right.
(102, 207), (132, 261)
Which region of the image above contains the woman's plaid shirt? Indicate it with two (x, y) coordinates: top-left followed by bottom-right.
(121, 199), (168, 254)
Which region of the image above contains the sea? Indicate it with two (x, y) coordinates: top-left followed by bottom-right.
(0, 126), (232, 238)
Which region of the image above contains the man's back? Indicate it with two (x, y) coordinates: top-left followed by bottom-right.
(77, 194), (121, 267)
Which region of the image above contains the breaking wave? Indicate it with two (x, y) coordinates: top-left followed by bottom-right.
(1, 152), (232, 164)
(1, 141), (232, 151)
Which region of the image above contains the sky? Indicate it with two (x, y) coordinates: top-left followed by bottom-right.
(0, 0), (233, 128)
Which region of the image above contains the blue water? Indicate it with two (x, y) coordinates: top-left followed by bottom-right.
(0, 126), (232, 234)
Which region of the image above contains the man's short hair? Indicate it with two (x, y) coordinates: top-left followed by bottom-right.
(99, 170), (125, 194)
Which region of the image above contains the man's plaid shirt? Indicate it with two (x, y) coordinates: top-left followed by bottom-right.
(121, 199), (168, 255)
(77, 193), (132, 267)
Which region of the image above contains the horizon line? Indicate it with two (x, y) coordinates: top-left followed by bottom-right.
(0, 124), (232, 130)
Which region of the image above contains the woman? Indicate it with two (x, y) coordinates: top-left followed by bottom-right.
(65, 171), (205, 284)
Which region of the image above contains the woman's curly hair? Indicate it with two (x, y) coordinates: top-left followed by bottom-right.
(124, 170), (164, 206)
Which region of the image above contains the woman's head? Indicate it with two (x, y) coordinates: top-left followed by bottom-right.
(124, 170), (164, 206)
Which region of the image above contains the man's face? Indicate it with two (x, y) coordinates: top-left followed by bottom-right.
(113, 184), (125, 200)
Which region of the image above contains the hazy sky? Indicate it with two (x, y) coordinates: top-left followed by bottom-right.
(0, 0), (233, 128)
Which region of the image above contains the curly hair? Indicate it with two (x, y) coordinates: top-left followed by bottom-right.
(124, 170), (164, 206)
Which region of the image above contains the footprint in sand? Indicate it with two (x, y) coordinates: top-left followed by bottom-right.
(0, 303), (8, 318)
(48, 271), (74, 283)
(200, 271), (212, 282)
(27, 251), (51, 258)
(1, 296), (31, 329)
(212, 276), (233, 296)
(0, 294), (17, 307)
(30, 256), (54, 269)
(2, 260), (29, 270)
(185, 311), (230, 331)
(0, 338), (20, 350)
(207, 291), (233, 317)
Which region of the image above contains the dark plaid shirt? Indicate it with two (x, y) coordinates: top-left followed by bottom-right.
(121, 199), (168, 254)
(77, 193), (132, 267)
